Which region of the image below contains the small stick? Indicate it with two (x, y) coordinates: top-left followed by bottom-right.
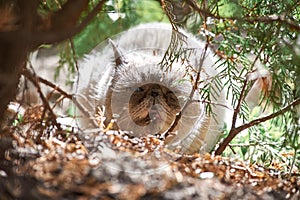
(215, 98), (300, 155)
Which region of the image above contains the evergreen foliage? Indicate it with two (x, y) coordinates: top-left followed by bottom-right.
(50, 0), (299, 172)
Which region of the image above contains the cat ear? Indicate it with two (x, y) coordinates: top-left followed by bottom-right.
(108, 38), (128, 69)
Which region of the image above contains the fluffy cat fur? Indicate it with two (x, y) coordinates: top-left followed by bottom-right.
(76, 23), (227, 153)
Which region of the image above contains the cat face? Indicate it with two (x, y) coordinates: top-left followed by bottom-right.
(108, 53), (202, 138)
(128, 83), (181, 133)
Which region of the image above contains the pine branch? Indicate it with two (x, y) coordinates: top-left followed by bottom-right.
(185, 0), (300, 32)
(162, 39), (209, 137)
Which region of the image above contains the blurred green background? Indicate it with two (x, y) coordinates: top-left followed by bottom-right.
(40, 0), (299, 172)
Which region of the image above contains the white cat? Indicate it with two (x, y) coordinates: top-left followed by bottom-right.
(75, 23), (227, 153)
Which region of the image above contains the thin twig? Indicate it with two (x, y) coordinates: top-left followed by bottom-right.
(22, 68), (61, 129)
(238, 98), (300, 132)
(69, 39), (80, 97)
(36, 76), (73, 99)
(191, 99), (232, 111)
(231, 79), (248, 129)
(29, 72), (95, 125)
(24, 66), (100, 129)
(215, 98), (300, 155)
(229, 141), (281, 148)
(216, 47), (264, 153)
(162, 38), (209, 137)
(233, 47), (263, 127)
(185, 0), (300, 32)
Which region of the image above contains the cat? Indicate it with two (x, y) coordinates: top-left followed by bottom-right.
(75, 23), (227, 154)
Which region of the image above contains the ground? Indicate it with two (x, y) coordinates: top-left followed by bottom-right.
(0, 105), (299, 200)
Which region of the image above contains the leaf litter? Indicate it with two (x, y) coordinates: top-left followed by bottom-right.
(0, 105), (299, 200)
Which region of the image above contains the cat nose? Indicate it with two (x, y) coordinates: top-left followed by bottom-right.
(151, 90), (159, 97)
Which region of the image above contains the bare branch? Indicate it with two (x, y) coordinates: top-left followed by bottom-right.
(231, 78), (248, 129)
(22, 67), (98, 128)
(215, 98), (300, 155)
(238, 99), (300, 133)
(34, 74), (73, 100)
(22, 68), (60, 129)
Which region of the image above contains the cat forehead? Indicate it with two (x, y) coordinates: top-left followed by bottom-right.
(116, 61), (186, 83)
(114, 66), (191, 95)
(110, 49), (194, 93)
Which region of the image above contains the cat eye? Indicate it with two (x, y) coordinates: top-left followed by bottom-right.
(134, 87), (144, 93)
(127, 87), (144, 93)
(166, 92), (177, 103)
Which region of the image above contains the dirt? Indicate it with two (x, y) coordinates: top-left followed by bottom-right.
(0, 106), (299, 200)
